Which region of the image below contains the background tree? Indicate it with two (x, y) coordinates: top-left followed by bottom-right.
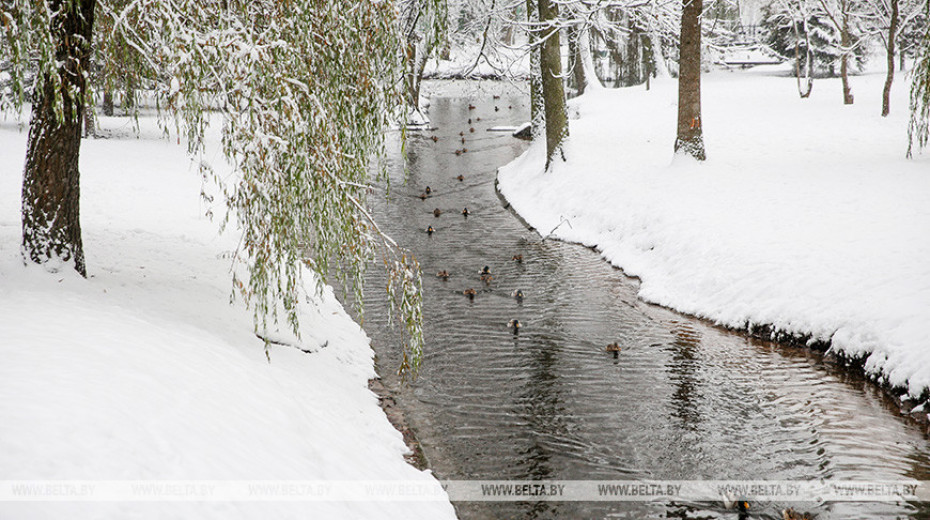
(908, 30), (930, 156)
(816, 0), (868, 104)
(675, 0), (705, 160)
(764, 0), (819, 97)
(859, 0), (925, 115)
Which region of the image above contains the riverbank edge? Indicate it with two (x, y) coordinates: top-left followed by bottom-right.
(368, 376), (431, 471)
(493, 176), (930, 433)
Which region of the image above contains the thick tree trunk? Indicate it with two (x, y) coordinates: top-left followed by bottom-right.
(537, 0), (568, 169)
(527, 0), (543, 136)
(22, 0), (96, 276)
(675, 0), (706, 160)
(882, 0), (898, 116)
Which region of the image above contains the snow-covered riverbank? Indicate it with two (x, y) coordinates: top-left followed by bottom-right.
(0, 115), (456, 519)
(498, 68), (930, 404)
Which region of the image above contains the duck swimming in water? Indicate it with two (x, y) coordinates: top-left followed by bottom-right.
(436, 270), (450, 280)
(512, 289), (524, 302)
(480, 265), (491, 276)
(456, 174), (465, 181)
(433, 208), (442, 217)
(462, 207), (470, 217)
(511, 254), (523, 263)
(782, 508), (814, 520)
(605, 342), (621, 352)
(508, 319), (521, 334)
(463, 288), (477, 299)
(426, 225), (435, 235)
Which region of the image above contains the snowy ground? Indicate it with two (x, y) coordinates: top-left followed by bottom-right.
(0, 114), (456, 518)
(498, 66), (930, 402)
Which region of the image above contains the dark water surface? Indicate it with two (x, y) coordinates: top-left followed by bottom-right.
(359, 84), (930, 519)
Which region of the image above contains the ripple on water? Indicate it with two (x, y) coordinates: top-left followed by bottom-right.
(355, 92), (930, 520)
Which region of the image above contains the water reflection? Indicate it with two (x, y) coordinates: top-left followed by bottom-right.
(356, 84), (930, 520)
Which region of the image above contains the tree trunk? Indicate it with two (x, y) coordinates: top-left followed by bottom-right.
(882, 0), (898, 116)
(83, 103), (96, 138)
(103, 91), (114, 116)
(793, 17), (813, 98)
(567, 26), (587, 96)
(675, 0), (706, 160)
(537, 0), (569, 169)
(527, 0), (544, 136)
(22, 0), (96, 276)
(840, 7), (854, 105)
(568, 27), (588, 96)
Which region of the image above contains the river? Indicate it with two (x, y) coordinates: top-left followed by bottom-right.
(358, 82), (930, 520)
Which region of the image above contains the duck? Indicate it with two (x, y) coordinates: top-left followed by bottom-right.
(418, 192), (428, 200)
(468, 104), (476, 110)
(468, 118), (472, 124)
(459, 131), (465, 136)
(512, 289), (524, 302)
(508, 319), (521, 334)
(480, 265), (491, 276)
(494, 106), (499, 112)
(433, 208), (442, 217)
(469, 127), (475, 133)
(492, 95), (501, 100)
(462, 207), (470, 217)
(424, 186), (432, 195)
(461, 137), (466, 144)
(436, 270), (450, 280)
(463, 288), (477, 299)
(430, 135), (438, 142)
(461, 148), (468, 153)
(605, 342), (621, 352)
(454, 149), (462, 156)
(511, 254), (523, 263)
(426, 225), (435, 235)
(456, 174), (465, 182)
(782, 508), (814, 520)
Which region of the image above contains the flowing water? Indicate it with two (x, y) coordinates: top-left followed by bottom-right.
(359, 83), (930, 519)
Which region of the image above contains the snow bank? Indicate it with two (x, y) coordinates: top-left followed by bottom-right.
(498, 69), (930, 400)
(0, 115), (455, 519)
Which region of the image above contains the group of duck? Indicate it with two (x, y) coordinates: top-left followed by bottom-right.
(418, 180), (622, 355)
(421, 185), (526, 335)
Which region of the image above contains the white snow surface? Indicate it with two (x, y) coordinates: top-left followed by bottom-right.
(0, 115), (456, 519)
(498, 69), (930, 399)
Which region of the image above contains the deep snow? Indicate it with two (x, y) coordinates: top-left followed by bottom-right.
(0, 113), (456, 518)
(498, 67), (930, 401)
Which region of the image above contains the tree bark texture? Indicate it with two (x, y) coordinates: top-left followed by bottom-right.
(537, 0), (568, 168)
(527, 0), (543, 135)
(882, 0), (898, 116)
(22, 0), (96, 276)
(675, 0), (706, 160)
(840, 6), (854, 105)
